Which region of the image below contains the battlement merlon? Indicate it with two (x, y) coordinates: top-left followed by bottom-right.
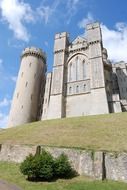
(55, 32), (69, 40)
(54, 32), (69, 52)
(21, 47), (47, 63)
(86, 22), (103, 44)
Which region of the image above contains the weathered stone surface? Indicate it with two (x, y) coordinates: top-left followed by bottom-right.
(105, 152), (127, 181)
(0, 144), (37, 163)
(1, 144), (127, 182)
(43, 147), (81, 172)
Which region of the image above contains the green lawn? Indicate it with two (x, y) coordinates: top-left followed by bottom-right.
(1, 112), (127, 151)
(0, 161), (127, 190)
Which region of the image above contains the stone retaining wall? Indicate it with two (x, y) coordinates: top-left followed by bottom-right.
(0, 144), (127, 182)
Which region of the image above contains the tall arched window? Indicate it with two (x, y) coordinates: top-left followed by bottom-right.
(75, 57), (78, 81)
(69, 62), (72, 82)
(82, 60), (86, 79)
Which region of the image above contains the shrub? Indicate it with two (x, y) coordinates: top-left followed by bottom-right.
(54, 153), (74, 178)
(20, 154), (35, 179)
(20, 150), (75, 181)
(20, 150), (54, 181)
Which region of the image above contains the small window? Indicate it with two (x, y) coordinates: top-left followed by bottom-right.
(21, 72), (23, 77)
(76, 85), (79, 93)
(69, 87), (72, 94)
(29, 62), (32, 67)
(17, 93), (19, 98)
(21, 105), (23, 109)
(45, 98), (47, 103)
(31, 94), (33, 100)
(25, 82), (28, 87)
(34, 73), (36, 78)
(83, 84), (86, 91)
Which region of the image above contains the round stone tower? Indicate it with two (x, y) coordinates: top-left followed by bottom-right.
(8, 47), (46, 127)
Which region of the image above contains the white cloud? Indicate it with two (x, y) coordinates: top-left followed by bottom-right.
(78, 13), (127, 62)
(37, 6), (53, 24)
(0, 0), (35, 42)
(0, 112), (8, 128)
(0, 59), (3, 64)
(66, 0), (80, 24)
(0, 97), (11, 107)
(11, 76), (17, 82)
(0, 59), (3, 69)
(44, 41), (48, 47)
(101, 23), (127, 62)
(78, 12), (94, 28)
(37, 0), (60, 24)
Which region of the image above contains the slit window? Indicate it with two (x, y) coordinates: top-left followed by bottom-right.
(34, 73), (36, 78)
(25, 82), (28, 87)
(83, 84), (86, 91)
(21, 72), (23, 77)
(17, 93), (19, 98)
(76, 85), (79, 93)
(69, 86), (72, 94)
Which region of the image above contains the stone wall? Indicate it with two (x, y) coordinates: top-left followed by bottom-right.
(0, 144), (127, 182)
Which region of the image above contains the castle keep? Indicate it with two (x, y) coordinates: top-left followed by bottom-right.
(8, 22), (127, 127)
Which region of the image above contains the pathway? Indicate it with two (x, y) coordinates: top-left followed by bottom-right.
(0, 179), (22, 190)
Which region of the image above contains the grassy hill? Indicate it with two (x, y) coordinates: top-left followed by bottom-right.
(0, 112), (127, 152)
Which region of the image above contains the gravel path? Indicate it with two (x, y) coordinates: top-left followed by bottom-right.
(0, 179), (22, 190)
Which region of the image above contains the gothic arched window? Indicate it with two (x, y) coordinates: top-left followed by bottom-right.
(82, 60), (86, 79)
(69, 62), (72, 82)
(75, 56), (78, 81)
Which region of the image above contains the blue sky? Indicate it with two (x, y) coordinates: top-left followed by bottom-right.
(0, 0), (127, 128)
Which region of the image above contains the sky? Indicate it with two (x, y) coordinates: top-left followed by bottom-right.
(0, 0), (127, 128)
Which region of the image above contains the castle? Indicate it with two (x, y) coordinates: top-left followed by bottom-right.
(8, 22), (127, 127)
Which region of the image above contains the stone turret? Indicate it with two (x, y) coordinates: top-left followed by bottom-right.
(8, 47), (46, 127)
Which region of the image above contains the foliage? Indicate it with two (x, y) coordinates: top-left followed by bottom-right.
(20, 150), (74, 181)
(54, 153), (75, 178)
(20, 150), (54, 181)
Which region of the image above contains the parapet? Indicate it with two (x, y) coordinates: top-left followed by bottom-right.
(55, 32), (69, 40)
(112, 61), (127, 69)
(21, 47), (46, 62)
(86, 22), (100, 30)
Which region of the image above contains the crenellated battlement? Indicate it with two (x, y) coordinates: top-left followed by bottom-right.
(21, 47), (46, 62)
(8, 22), (127, 128)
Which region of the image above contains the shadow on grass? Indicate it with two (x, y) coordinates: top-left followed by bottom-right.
(27, 170), (78, 183)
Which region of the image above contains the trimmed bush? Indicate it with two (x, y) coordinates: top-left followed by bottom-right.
(20, 154), (35, 179)
(20, 150), (54, 181)
(54, 153), (74, 178)
(20, 150), (75, 181)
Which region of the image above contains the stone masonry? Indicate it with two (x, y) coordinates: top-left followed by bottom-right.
(1, 144), (127, 182)
(8, 22), (127, 127)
